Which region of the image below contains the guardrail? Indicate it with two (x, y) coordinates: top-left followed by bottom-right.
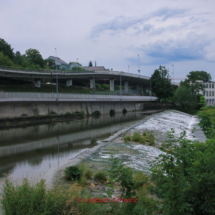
(0, 92), (158, 102)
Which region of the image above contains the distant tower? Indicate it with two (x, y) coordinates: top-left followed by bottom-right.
(95, 61), (97, 67)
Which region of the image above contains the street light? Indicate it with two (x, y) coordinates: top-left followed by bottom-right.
(55, 48), (58, 100)
(137, 54), (140, 75)
(172, 65), (174, 85)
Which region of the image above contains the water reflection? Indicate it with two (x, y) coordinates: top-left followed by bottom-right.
(0, 112), (146, 181)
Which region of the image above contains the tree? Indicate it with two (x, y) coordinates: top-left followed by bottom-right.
(151, 131), (215, 214)
(150, 66), (174, 101)
(174, 86), (198, 113)
(69, 61), (82, 67)
(0, 38), (14, 61)
(88, 61), (93, 67)
(0, 52), (14, 66)
(25, 48), (44, 68)
(13, 51), (23, 65)
(44, 58), (56, 69)
(181, 71), (212, 94)
(187, 71), (211, 82)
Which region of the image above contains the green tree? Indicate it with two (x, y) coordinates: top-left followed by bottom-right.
(25, 48), (44, 68)
(0, 52), (14, 66)
(0, 38), (14, 61)
(151, 131), (215, 215)
(181, 71), (211, 94)
(150, 65), (174, 101)
(13, 51), (23, 65)
(69, 61), (82, 67)
(44, 58), (56, 69)
(88, 61), (93, 67)
(174, 86), (198, 113)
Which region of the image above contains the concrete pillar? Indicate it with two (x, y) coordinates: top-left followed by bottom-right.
(34, 80), (41, 88)
(90, 78), (95, 88)
(124, 81), (128, 93)
(135, 84), (139, 90)
(110, 79), (114, 91)
(66, 79), (72, 86)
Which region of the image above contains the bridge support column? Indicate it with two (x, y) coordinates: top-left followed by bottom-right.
(135, 84), (139, 90)
(110, 79), (114, 91)
(34, 79), (41, 88)
(90, 78), (95, 88)
(124, 81), (128, 93)
(66, 79), (72, 86)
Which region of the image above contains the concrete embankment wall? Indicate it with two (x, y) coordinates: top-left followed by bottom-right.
(0, 101), (175, 119)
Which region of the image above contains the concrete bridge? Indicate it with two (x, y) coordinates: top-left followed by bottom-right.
(0, 66), (177, 92)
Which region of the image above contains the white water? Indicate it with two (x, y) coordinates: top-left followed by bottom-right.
(93, 110), (206, 174)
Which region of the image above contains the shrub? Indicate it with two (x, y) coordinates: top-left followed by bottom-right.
(132, 171), (148, 189)
(149, 134), (155, 146)
(64, 166), (82, 181)
(132, 132), (142, 142)
(132, 132), (146, 144)
(143, 131), (148, 136)
(1, 178), (74, 215)
(85, 169), (93, 179)
(124, 135), (131, 142)
(94, 171), (107, 181)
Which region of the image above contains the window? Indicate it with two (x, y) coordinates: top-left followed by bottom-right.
(206, 91), (208, 96)
(209, 91), (211, 96)
(203, 91), (206, 96)
(212, 84), (214, 88)
(206, 84), (208, 88)
(209, 84), (211, 88)
(213, 91), (215, 97)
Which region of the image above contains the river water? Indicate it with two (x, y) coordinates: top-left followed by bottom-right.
(0, 111), (150, 186)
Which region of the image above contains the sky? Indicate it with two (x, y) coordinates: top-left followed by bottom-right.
(0, 0), (215, 81)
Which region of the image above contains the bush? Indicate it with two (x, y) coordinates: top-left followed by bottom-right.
(64, 166), (82, 181)
(94, 171), (107, 182)
(85, 170), (93, 179)
(143, 131), (148, 136)
(132, 171), (148, 189)
(124, 135), (131, 142)
(132, 132), (146, 144)
(149, 133), (155, 146)
(1, 178), (73, 215)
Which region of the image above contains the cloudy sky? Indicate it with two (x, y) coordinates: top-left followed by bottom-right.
(1, 0), (215, 80)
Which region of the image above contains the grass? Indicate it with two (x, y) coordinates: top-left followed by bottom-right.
(132, 132), (147, 144)
(124, 135), (131, 142)
(94, 171), (107, 182)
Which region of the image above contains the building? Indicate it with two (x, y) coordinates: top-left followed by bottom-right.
(69, 62), (81, 69)
(199, 82), (215, 106)
(48, 56), (70, 70)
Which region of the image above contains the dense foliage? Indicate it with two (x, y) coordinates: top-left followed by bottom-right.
(150, 65), (174, 101)
(151, 129), (215, 215)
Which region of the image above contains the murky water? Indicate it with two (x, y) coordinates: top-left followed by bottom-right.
(0, 112), (148, 184)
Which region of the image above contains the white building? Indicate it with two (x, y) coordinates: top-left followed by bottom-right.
(200, 82), (215, 106)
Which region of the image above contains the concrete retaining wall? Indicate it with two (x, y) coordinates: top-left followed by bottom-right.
(0, 101), (144, 118)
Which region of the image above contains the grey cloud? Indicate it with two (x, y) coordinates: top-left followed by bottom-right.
(90, 8), (188, 38)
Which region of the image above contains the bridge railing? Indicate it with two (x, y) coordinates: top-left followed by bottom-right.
(0, 65), (95, 74)
(0, 92), (158, 101)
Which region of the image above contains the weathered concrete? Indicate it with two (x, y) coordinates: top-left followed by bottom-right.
(90, 78), (95, 88)
(0, 101), (144, 118)
(124, 81), (128, 93)
(66, 79), (72, 86)
(110, 79), (114, 91)
(34, 80), (41, 88)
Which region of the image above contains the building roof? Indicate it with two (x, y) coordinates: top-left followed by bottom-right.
(48, 56), (69, 66)
(83, 66), (109, 71)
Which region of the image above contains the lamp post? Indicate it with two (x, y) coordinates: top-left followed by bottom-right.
(172, 65), (174, 85)
(120, 74), (122, 100)
(55, 48), (58, 100)
(137, 54), (140, 75)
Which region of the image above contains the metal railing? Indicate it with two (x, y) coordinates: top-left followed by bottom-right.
(0, 92), (158, 102)
(0, 65), (95, 74)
